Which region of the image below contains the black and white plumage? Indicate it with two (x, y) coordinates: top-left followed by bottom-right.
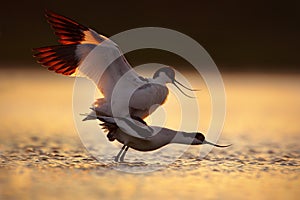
(32, 11), (219, 162)
(33, 10), (198, 124)
(99, 116), (231, 162)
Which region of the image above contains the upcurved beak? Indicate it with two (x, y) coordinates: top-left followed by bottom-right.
(203, 140), (232, 148)
(172, 79), (199, 98)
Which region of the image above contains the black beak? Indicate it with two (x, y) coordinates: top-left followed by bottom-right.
(172, 79), (199, 98)
(203, 140), (232, 148)
(174, 79), (199, 91)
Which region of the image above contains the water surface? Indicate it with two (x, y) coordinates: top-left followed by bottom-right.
(0, 68), (299, 199)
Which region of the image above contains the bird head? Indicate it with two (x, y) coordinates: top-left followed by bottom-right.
(153, 67), (199, 98)
(192, 132), (205, 145)
(153, 67), (175, 83)
(193, 132), (232, 147)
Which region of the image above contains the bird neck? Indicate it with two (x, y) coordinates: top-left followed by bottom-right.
(169, 131), (198, 145)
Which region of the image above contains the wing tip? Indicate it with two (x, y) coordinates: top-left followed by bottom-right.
(43, 10), (88, 45)
(33, 45), (79, 76)
(44, 9), (53, 16)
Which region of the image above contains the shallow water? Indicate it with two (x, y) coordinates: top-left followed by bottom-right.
(0, 68), (299, 199)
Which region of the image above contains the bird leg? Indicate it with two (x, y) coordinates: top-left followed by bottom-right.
(114, 145), (126, 162)
(119, 146), (129, 162)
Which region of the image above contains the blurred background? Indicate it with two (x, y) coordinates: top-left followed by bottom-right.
(1, 1), (299, 200)
(0, 0), (299, 72)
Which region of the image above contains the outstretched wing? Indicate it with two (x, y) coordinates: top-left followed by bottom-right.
(45, 10), (105, 45)
(33, 10), (140, 98)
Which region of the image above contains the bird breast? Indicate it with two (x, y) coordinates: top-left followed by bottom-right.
(92, 83), (168, 119)
(129, 83), (169, 111)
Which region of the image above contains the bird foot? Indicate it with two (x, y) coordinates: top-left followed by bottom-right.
(114, 156), (119, 162)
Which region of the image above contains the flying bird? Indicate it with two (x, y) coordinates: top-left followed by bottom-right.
(99, 116), (231, 162)
(33, 10), (198, 125)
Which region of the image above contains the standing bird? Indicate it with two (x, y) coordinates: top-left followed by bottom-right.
(99, 116), (231, 162)
(33, 10), (198, 124)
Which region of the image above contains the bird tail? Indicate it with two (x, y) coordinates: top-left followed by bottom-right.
(80, 111), (97, 121)
(98, 116), (118, 141)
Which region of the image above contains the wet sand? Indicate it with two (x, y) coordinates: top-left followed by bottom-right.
(0, 68), (299, 199)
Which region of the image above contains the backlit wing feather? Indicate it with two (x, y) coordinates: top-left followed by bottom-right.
(33, 10), (140, 98)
